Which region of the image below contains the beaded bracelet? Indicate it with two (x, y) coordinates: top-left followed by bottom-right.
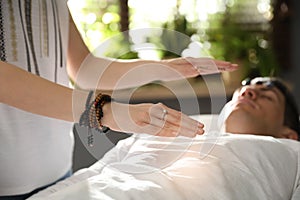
(79, 91), (112, 146)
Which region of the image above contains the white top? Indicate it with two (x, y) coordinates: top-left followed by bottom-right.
(0, 0), (73, 195)
(29, 133), (300, 200)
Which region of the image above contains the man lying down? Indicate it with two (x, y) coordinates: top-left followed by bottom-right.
(29, 77), (300, 200)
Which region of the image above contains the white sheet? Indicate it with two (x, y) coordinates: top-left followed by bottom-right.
(29, 132), (300, 200)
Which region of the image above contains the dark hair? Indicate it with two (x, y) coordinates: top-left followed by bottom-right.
(242, 77), (300, 140)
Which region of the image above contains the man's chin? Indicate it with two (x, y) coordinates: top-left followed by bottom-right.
(224, 110), (255, 129)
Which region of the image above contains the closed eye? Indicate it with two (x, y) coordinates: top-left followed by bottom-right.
(261, 94), (274, 101)
(259, 88), (278, 102)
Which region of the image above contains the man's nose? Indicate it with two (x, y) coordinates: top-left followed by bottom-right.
(240, 87), (257, 99)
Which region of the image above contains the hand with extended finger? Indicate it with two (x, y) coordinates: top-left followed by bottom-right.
(160, 57), (239, 81)
(102, 102), (204, 137)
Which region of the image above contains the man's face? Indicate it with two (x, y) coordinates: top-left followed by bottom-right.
(224, 80), (286, 137)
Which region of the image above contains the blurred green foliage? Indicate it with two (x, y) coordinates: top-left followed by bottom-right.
(205, 4), (279, 78)
(77, 0), (278, 78)
(150, 14), (196, 58)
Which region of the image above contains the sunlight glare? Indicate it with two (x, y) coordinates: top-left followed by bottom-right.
(102, 13), (115, 24)
(85, 13), (97, 24)
(257, 1), (271, 14)
(129, 0), (177, 28)
(196, 0), (220, 21)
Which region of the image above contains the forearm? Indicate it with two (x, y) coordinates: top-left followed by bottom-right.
(67, 12), (199, 90)
(0, 61), (87, 122)
(67, 11), (237, 91)
(73, 55), (165, 90)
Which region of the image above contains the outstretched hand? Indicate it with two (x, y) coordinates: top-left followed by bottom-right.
(102, 102), (204, 137)
(161, 57), (238, 81)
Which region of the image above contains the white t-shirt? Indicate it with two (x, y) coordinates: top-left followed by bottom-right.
(0, 0), (74, 195)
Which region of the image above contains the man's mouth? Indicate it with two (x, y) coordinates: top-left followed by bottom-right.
(234, 98), (258, 109)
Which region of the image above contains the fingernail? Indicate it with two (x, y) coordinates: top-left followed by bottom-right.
(198, 129), (205, 135)
(198, 122), (204, 128)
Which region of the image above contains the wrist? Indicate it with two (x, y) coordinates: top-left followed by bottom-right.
(101, 101), (113, 127)
(79, 91), (112, 130)
(78, 91), (113, 146)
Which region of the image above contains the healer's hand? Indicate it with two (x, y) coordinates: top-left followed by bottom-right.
(160, 57), (238, 81)
(101, 102), (204, 137)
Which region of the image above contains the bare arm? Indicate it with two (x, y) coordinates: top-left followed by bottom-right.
(0, 61), (86, 122)
(0, 61), (204, 137)
(66, 15), (168, 90)
(66, 13), (238, 90)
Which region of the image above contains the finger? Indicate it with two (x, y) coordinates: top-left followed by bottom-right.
(228, 63), (239, 71)
(185, 57), (239, 73)
(217, 63), (239, 71)
(162, 105), (204, 128)
(140, 120), (205, 138)
(195, 57), (236, 68)
(140, 110), (205, 137)
(185, 57), (224, 67)
(151, 103), (204, 129)
(196, 63), (233, 72)
(165, 111), (203, 130)
(154, 118), (205, 138)
(150, 104), (168, 120)
(152, 127), (179, 137)
(172, 57), (232, 69)
(196, 65), (235, 74)
(143, 120), (200, 138)
(163, 111), (205, 137)
(152, 103), (205, 136)
(132, 117), (180, 137)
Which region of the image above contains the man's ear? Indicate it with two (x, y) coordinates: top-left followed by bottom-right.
(279, 126), (298, 140)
